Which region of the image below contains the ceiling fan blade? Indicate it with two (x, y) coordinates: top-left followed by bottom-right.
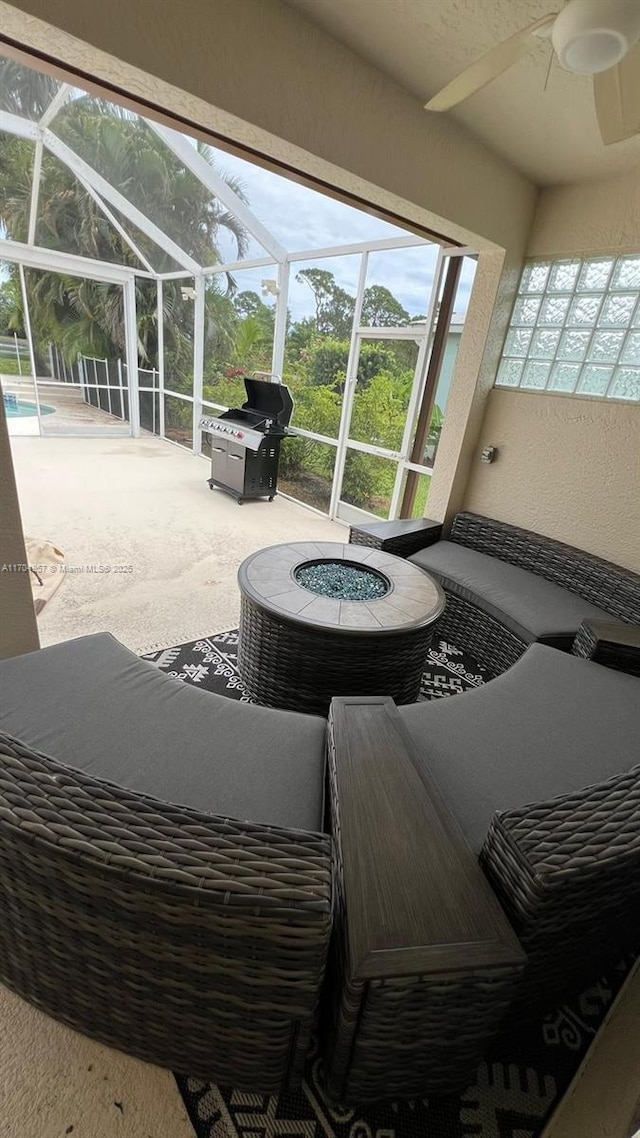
(594, 43), (640, 144)
(425, 12), (558, 112)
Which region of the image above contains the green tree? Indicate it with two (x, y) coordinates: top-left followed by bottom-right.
(304, 337), (399, 389)
(291, 270), (414, 349)
(295, 268), (355, 338)
(234, 317), (268, 370)
(361, 285), (410, 327)
(278, 381), (342, 499)
(285, 316), (316, 358)
(233, 291), (272, 323)
(349, 370), (412, 452)
(0, 60), (58, 118)
(0, 277), (24, 337)
(232, 290), (275, 362)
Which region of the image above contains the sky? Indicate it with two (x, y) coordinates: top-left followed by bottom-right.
(205, 144), (476, 323)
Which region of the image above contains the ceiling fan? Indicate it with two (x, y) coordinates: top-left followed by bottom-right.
(424, 0), (640, 144)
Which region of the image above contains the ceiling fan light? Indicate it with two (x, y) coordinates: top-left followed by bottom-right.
(552, 0), (640, 74)
(560, 28), (627, 73)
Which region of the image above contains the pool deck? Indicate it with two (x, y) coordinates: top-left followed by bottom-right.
(2, 375), (130, 436)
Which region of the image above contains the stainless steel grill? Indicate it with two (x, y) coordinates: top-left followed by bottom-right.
(200, 376), (293, 504)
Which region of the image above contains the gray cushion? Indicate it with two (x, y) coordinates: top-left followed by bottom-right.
(409, 541), (612, 645)
(398, 644), (640, 853)
(0, 633), (325, 832)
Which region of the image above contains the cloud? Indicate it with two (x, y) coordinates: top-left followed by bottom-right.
(211, 146), (474, 321)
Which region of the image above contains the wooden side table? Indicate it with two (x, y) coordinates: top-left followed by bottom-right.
(349, 516), (443, 558)
(325, 695), (526, 1102)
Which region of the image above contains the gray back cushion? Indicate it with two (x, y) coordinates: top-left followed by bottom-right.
(0, 633), (326, 832)
(410, 541), (612, 645)
(398, 644), (640, 853)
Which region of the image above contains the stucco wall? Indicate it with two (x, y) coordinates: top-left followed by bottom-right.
(0, 399), (39, 657)
(1, 0), (535, 252)
(528, 167), (640, 260)
(465, 388), (640, 571)
(463, 167), (640, 572)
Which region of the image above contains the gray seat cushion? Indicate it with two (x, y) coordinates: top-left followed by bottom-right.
(0, 633), (325, 832)
(409, 541), (612, 645)
(398, 644), (640, 853)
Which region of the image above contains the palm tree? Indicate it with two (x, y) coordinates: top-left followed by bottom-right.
(0, 59), (58, 120)
(0, 59), (250, 367)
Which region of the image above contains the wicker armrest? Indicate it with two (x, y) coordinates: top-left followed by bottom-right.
(572, 619), (640, 676)
(324, 697), (525, 1102)
(480, 763), (640, 1016)
(0, 733), (332, 1090)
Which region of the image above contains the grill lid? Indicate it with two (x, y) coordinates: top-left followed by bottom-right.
(241, 377), (293, 426)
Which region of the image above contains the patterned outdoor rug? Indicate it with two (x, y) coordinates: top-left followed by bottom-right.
(141, 628), (492, 702)
(141, 630), (635, 1138)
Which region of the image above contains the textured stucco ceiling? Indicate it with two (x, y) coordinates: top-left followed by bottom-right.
(287, 0), (640, 186)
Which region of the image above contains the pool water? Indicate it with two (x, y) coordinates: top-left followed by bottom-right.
(3, 397), (55, 418)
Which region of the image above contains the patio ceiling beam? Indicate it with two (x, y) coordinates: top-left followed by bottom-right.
(286, 234), (432, 262)
(38, 84), (74, 130)
(42, 129), (201, 274)
(0, 237), (138, 284)
(146, 120), (287, 264)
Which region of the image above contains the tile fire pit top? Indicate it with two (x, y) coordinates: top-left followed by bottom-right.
(238, 541), (444, 634)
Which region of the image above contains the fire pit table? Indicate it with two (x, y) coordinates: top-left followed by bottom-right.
(237, 541), (445, 714)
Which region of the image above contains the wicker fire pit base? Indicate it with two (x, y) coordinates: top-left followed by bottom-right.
(237, 542), (444, 715)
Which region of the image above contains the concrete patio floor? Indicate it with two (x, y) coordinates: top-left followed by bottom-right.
(10, 433), (345, 652)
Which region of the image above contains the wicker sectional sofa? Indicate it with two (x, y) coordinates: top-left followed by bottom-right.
(0, 560), (639, 1102)
(407, 511), (640, 676)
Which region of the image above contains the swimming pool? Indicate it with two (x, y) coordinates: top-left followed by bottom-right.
(3, 397), (55, 418)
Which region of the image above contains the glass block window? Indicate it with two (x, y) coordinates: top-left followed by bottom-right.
(496, 255), (640, 402)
